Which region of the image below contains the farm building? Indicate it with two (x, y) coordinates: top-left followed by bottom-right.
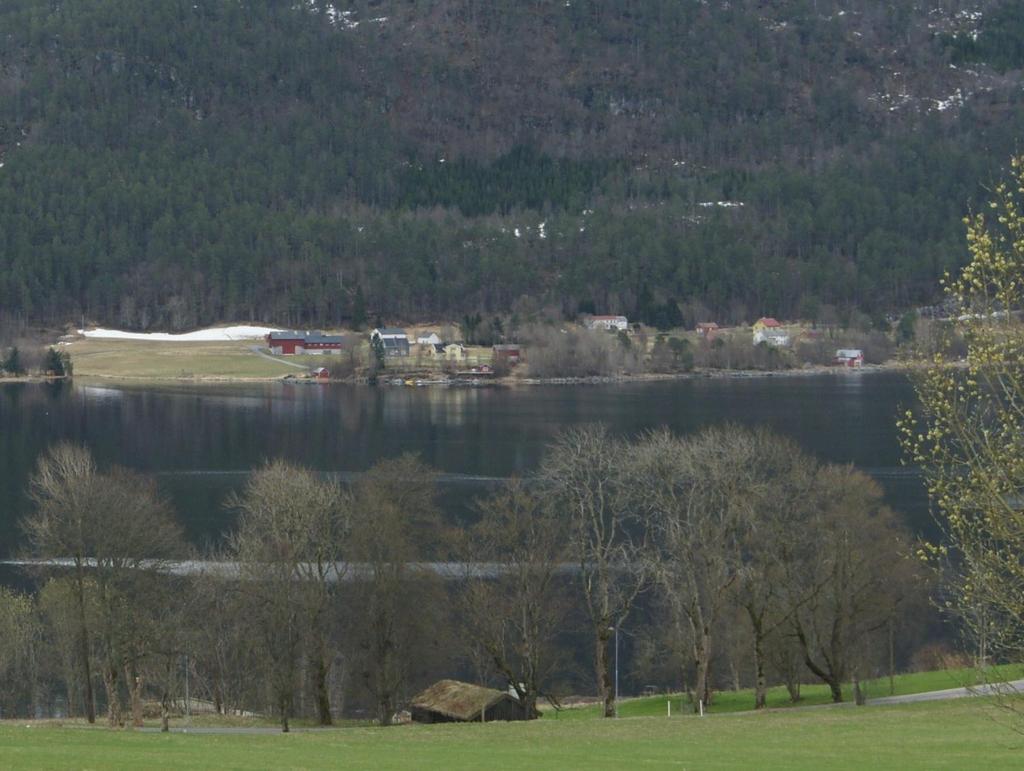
(409, 680), (534, 723)
(696, 322), (719, 340)
(266, 330), (344, 355)
(835, 348), (864, 367)
(370, 328), (411, 357)
(492, 343), (521, 365)
(417, 332), (442, 346)
(585, 315), (629, 332)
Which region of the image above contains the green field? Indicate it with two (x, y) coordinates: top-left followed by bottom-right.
(65, 337), (498, 381)
(2, 699), (1022, 770)
(553, 665), (1024, 719)
(67, 339), (302, 380)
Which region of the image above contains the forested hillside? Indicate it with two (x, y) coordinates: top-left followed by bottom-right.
(1, 0), (1023, 330)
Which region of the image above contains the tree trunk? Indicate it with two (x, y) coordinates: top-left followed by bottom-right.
(595, 629), (615, 717)
(378, 692), (394, 726)
(785, 678), (800, 703)
(126, 663), (144, 728)
(853, 671), (865, 706)
(74, 573), (96, 724)
(279, 693), (290, 733)
(313, 640), (333, 726)
(827, 677), (843, 703)
(752, 630), (767, 710)
(693, 628), (712, 713)
(522, 692), (539, 720)
(103, 665), (122, 727)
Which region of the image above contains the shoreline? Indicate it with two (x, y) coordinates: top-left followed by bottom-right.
(60, 360), (918, 389)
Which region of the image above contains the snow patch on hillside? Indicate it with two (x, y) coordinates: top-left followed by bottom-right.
(79, 325), (279, 342)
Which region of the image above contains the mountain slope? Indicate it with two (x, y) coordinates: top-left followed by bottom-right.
(1, 0), (1022, 329)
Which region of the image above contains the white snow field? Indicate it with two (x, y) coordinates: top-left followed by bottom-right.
(78, 325), (279, 342)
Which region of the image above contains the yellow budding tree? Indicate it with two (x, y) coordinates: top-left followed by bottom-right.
(901, 157), (1024, 689)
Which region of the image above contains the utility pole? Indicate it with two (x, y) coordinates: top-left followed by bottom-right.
(607, 624), (620, 715)
(184, 654), (191, 719)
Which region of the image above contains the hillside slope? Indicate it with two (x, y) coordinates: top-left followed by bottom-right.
(1, 0), (1022, 329)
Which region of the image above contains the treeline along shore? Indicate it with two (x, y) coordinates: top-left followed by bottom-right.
(1, 425), (933, 730)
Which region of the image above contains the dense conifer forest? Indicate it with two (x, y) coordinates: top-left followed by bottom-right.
(1, 0), (1023, 330)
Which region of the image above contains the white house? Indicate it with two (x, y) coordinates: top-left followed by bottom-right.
(371, 328), (411, 357)
(754, 328), (790, 347)
(416, 332), (442, 346)
(585, 315), (629, 332)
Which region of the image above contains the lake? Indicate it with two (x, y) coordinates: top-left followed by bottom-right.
(0, 372), (928, 556)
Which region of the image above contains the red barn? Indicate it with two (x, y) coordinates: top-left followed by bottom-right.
(266, 330), (344, 355)
(492, 344), (522, 365)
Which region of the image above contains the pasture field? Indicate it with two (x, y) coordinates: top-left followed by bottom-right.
(554, 664), (1024, 718)
(1, 699), (1021, 770)
(64, 337), (496, 381)
(66, 338), (300, 380)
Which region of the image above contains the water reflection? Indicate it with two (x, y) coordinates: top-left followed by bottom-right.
(0, 373), (926, 553)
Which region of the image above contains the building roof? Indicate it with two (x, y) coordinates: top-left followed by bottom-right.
(492, 343), (520, 350)
(697, 322), (719, 329)
(374, 327), (408, 337)
(305, 332), (344, 344)
(410, 680), (515, 721)
(756, 317), (781, 328)
(267, 330), (304, 340)
(590, 315), (628, 321)
(836, 349), (863, 357)
(267, 330), (343, 344)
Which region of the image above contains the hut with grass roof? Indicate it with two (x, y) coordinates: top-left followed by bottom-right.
(409, 679), (534, 723)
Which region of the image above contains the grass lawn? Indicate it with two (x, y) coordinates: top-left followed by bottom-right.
(67, 339), (300, 379)
(551, 664), (1024, 719)
(2, 699), (1022, 770)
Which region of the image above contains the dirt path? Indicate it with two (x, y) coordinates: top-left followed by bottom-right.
(248, 345), (309, 370)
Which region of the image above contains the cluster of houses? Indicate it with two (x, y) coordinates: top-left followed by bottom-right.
(264, 328), (522, 366)
(694, 317), (863, 367)
(264, 314), (865, 374)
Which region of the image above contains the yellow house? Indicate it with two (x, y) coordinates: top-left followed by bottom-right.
(752, 317), (781, 333)
(443, 343), (467, 362)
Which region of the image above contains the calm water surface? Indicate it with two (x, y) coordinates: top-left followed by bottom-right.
(0, 372), (927, 555)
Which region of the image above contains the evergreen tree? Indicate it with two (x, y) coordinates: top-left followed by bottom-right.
(42, 348), (71, 377)
(352, 285), (368, 331)
(2, 347), (24, 375)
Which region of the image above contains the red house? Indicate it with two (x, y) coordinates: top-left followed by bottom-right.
(834, 349), (864, 368)
(492, 344), (522, 365)
(696, 322), (719, 340)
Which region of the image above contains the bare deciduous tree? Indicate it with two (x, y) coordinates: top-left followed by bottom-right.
(459, 480), (569, 716)
(24, 444), (100, 723)
(346, 455), (447, 726)
(542, 425), (648, 718)
(732, 434), (820, 710)
(24, 445), (185, 727)
(784, 466), (918, 703)
(229, 460), (348, 731)
(632, 426), (759, 712)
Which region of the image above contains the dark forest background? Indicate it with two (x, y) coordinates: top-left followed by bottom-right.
(2, 0), (1023, 330)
